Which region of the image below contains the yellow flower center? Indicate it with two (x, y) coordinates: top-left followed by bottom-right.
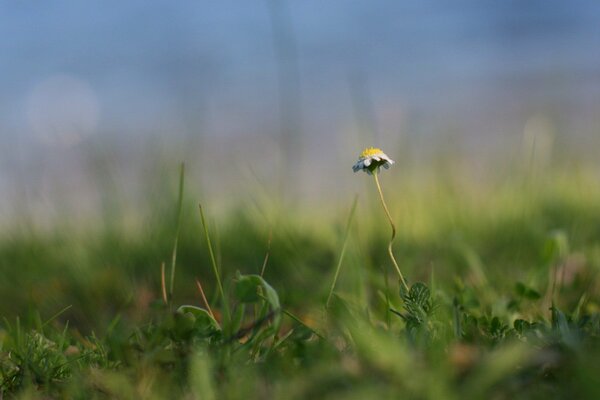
(360, 147), (383, 158)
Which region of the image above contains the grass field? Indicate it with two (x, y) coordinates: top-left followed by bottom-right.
(1, 152), (600, 399)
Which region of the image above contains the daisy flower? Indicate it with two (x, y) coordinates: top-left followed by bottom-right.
(352, 146), (409, 292)
(352, 147), (395, 175)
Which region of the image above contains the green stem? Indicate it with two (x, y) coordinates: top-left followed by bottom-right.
(373, 172), (409, 293)
(326, 195), (359, 308)
(169, 163), (185, 303)
(382, 263), (391, 329)
(257, 293), (325, 339)
(281, 309), (325, 340)
(199, 204), (230, 322)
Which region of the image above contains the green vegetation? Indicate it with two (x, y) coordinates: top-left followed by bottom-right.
(1, 161), (600, 399)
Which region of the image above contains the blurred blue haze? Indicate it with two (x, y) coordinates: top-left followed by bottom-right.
(1, 1), (599, 220)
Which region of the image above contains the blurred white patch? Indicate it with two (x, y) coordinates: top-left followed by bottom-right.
(26, 75), (99, 147)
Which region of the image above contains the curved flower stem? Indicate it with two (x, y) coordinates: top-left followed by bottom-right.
(373, 172), (409, 293)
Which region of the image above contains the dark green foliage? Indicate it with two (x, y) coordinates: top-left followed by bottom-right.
(393, 282), (436, 338)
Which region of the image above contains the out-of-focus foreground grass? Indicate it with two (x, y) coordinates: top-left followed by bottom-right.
(1, 156), (600, 399)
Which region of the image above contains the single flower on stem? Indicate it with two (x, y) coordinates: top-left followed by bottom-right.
(353, 147), (409, 293)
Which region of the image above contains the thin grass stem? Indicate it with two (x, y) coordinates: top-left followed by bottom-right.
(382, 263), (391, 329)
(195, 278), (215, 319)
(260, 230), (273, 277)
(199, 204), (230, 322)
(42, 305), (73, 328)
(160, 262), (168, 305)
(169, 162), (185, 302)
(281, 308), (325, 340)
(326, 195), (359, 308)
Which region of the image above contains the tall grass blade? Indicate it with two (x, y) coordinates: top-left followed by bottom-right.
(161, 262), (168, 305)
(169, 162), (185, 302)
(326, 195), (358, 308)
(199, 204), (230, 322)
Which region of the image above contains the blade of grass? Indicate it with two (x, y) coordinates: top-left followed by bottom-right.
(169, 162), (185, 303)
(199, 204), (230, 322)
(161, 262), (168, 305)
(196, 278), (215, 320)
(257, 230), (273, 323)
(281, 308), (325, 340)
(256, 293), (324, 339)
(42, 305), (73, 328)
(326, 195), (359, 308)
(260, 230), (273, 277)
(382, 264), (391, 329)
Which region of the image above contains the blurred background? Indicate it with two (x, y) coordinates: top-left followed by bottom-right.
(1, 0), (600, 226)
(2, 0), (600, 336)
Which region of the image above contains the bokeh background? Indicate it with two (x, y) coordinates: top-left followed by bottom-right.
(3, 5), (600, 397)
(1, 0), (600, 226)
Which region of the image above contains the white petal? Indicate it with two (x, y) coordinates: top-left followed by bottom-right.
(364, 158), (372, 167)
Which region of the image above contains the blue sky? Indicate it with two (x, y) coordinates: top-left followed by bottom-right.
(1, 1), (599, 148)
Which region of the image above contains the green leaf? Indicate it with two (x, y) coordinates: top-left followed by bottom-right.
(489, 317), (506, 337)
(173, 311), (196, 339)
(177, 305), (221, 334)
(515, 282), (541, 300)
(400, 282), (434, 330)
(235, 275), (262, 303)
(409, 283), (431, 307)
(230, 304), (246, 334)
(234, 274), (281, 331)
(513, 319), (531, 335)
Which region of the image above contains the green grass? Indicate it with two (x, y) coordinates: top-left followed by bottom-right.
(1, 163), (600, 399)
